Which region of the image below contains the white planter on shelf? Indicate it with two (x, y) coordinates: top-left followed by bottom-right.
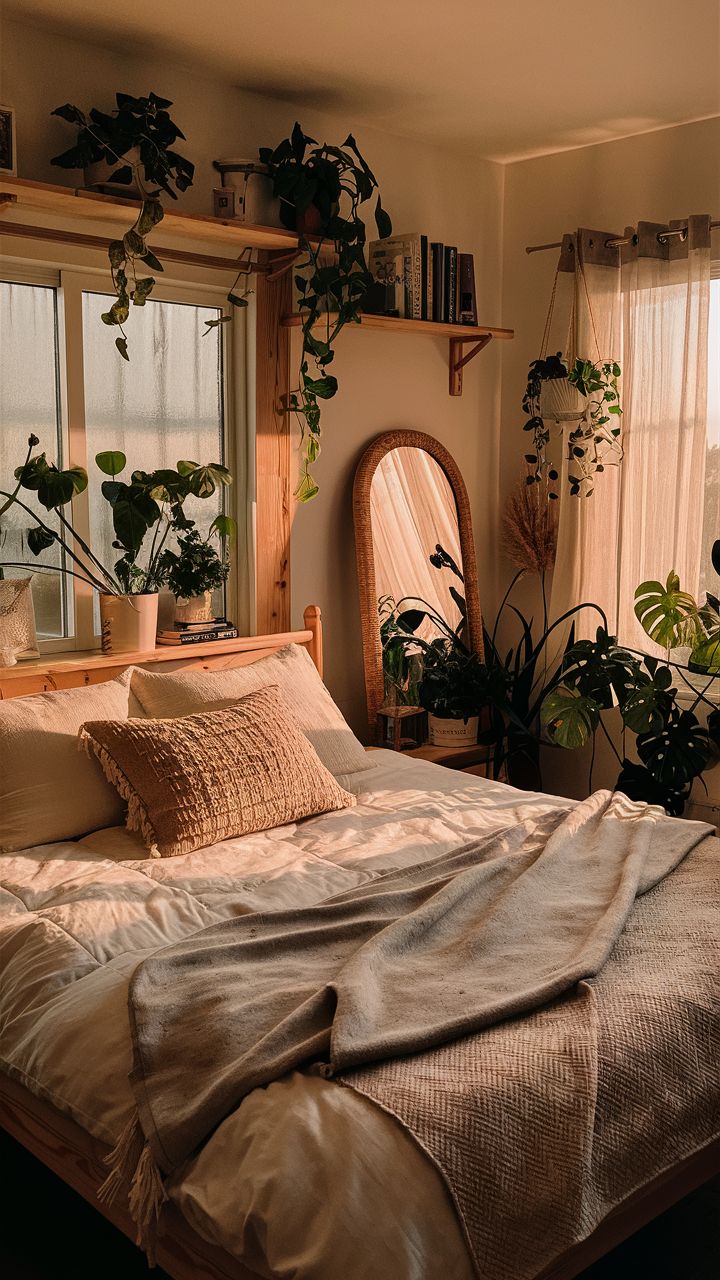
(428, 713), (479, 748)
(213, 159), (282, 227)
(84, 147), (142, 196)
(174, 592), (214, 625)
(99, 593), (159, 655)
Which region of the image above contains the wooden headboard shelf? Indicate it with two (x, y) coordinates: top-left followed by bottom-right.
(0, 605), (322, 698)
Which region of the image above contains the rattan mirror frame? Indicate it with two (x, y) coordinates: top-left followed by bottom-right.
(353, 430), (485, 738)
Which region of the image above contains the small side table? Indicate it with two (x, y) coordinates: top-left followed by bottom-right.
(405, 742), (497, 776)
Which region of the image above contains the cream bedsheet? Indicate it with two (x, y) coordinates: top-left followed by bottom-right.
(1, 753), (710, 1279)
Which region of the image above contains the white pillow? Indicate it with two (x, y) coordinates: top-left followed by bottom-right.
(130, 644), (373, 778)
(0, 671), (132, 851)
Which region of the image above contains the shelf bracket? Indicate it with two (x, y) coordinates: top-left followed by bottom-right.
(449, 333), (493, 396)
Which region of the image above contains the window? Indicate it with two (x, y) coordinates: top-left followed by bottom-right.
(0, 262), (233, 649)
(700, 274), (720, 599)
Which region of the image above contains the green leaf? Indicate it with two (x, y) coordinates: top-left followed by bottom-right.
(27, 525), (56, 555)
(108, 240), (126, 268)
(621, 682), (671, 734)
(634, 572), (700, 650)
(203, 316), (232, 335)
(182, 462), (232, 499)
(95, 450), (127, 477)
(227, 292), (250, 308)
(36, 469), (75, 509)
(374, 195), (392, 239)
(540, 686), (600, 749)
(115, 335), (130, 361)
(209, 513), (237, 539)
(141, 250), (164, 273)
(123, 229), (146, 256)
(637, 709), (712, 787)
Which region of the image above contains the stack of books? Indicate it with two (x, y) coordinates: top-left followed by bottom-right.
(366, 233), (477, 326)
(156, 618), (239, 647)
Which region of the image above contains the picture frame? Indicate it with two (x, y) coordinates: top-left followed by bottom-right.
(0, 105), (16, 176)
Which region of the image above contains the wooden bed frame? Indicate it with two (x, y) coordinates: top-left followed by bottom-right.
(1, 607), (718, 1279)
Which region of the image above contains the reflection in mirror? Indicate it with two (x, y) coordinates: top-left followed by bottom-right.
(370, 447), (465, 650)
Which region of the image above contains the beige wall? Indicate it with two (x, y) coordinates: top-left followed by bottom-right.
(500, 117), (720, 795)
(1, 12), (506, 738)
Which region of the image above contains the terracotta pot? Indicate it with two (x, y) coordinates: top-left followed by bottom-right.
(428, 713), (479, 748)
(99, 593), (159, 655)
(174, 592), (214, 625)
(84, 147), (142, 197)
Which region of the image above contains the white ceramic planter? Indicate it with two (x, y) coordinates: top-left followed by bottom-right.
(428, 713), (479, 748)
(84, 147), (142, 196)
(540, 378), (587, 423)
(213, 159), (282, 226)
(174, 592), (214, 625)
(99, 593), (159, 655)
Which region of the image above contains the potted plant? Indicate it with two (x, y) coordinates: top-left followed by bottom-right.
(522, 352), (623, 499)
(158, 526), (230, 624)
(50, 93), (194, 360)
(0, 436), (233, 654)
(259, 123), (392, 500)
(418, 640), (488, 746)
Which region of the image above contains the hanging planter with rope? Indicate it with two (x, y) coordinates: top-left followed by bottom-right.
(522, 250), (623, 499)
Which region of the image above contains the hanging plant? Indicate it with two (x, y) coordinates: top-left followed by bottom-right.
(522, 353), (623, 499)
(50, 93), (195, 360)
(259, 123), (392, 501)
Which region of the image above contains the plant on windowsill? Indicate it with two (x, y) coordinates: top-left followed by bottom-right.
(50, 92), (195, 361)
(522, 352), (623, 499)
(158, 525), (231, 625)
(259, 122), (392, 501)
(0, 435), (233, 654)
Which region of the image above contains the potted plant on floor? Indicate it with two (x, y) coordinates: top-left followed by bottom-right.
(259, 122), (392, 500)
(158, 525), (231, 624)
(50, 92), (195, 360)
(0, 436), (232, 654)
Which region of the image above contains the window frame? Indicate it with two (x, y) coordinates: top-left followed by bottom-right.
(1, 250), (238, 652)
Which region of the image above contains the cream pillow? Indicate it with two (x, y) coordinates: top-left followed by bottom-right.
(81, 686), (356, 858)
(131, 644), (372, 778)
(0, 672), (132, 851)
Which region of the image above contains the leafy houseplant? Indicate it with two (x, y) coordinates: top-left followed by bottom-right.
(158, 526), (230, 623)
(0, 436), (234, 652)
(50, 93), (195, 360)
(259, 123), (392, 501)
(634, 569), (720, 673)
(522, 352), (623, 499)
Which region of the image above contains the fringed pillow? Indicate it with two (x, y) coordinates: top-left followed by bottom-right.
(80, 685), (356, 858)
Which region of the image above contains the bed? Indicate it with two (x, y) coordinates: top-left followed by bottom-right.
(1, 610), (719, 1280)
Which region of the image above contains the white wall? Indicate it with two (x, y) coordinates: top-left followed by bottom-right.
(1, 12), (507, 737)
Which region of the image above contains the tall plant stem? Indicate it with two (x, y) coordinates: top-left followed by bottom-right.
(53, 508), (120, 593)
(0, 562), (105, 592)
(0, 492), (111, 595)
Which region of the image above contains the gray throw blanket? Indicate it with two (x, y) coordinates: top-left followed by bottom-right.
(103, 790), (712, 1263)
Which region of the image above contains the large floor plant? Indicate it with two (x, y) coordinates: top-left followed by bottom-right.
(260, 123), (392, 500)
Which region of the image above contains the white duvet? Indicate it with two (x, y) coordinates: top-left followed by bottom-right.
(0, 754), (600, 1278)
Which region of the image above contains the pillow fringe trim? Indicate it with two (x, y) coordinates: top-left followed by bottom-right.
(79, 729), (161, 858)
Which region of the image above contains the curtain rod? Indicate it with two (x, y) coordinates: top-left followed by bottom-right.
(526, 219), (720, 254)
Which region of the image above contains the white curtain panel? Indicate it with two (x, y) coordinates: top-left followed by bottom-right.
(549, 216), (713, 650)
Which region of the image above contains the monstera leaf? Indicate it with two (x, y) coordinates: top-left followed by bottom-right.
(15, 455), (88, 509)
(540, 686), (600, 749)
(636, 708), (713, 788)
(620, 664), (674, 734)
(177, 461), (232, 498)
(560, 628), (641, 709)
(614, 759), (690, 817)
(634, 572), (699, 651)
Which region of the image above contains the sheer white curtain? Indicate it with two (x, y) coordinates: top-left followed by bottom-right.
(549, 216), (713, 646)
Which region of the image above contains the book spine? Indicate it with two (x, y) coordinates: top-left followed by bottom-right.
(403, 249), (412, 319)
(426, 242), (433, 321)
(420, 236), (428, 321)
(458, 253), (477, 325)
(157, 628), (239, 646)
(411, 239), (422, 320)
(444, 247), (457, 323)
(430, 243), (444, 323)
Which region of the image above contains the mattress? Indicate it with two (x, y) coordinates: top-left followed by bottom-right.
(1, 751), (717, 1279)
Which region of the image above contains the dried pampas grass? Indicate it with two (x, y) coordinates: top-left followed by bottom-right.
(503, 475), (558, 576)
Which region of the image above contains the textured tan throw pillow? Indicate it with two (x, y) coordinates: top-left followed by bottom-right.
(0, 672), (132, 851)
(130, 643), (373, 778)
(80, 686), (356, 858)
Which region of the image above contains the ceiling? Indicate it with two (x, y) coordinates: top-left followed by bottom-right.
(4, 0), (720, 161)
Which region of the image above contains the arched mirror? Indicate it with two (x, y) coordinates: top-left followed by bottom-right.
(353, 430), (484, 740)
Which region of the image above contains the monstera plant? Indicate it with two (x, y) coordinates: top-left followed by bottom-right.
(634, 569), (720, 673)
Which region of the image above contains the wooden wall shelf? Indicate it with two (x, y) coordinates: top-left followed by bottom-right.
(280, 311), (514, 396)
(0, 176), (300, 254)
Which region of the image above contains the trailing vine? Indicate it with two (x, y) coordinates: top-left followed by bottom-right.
(522, 353), (623, 499)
